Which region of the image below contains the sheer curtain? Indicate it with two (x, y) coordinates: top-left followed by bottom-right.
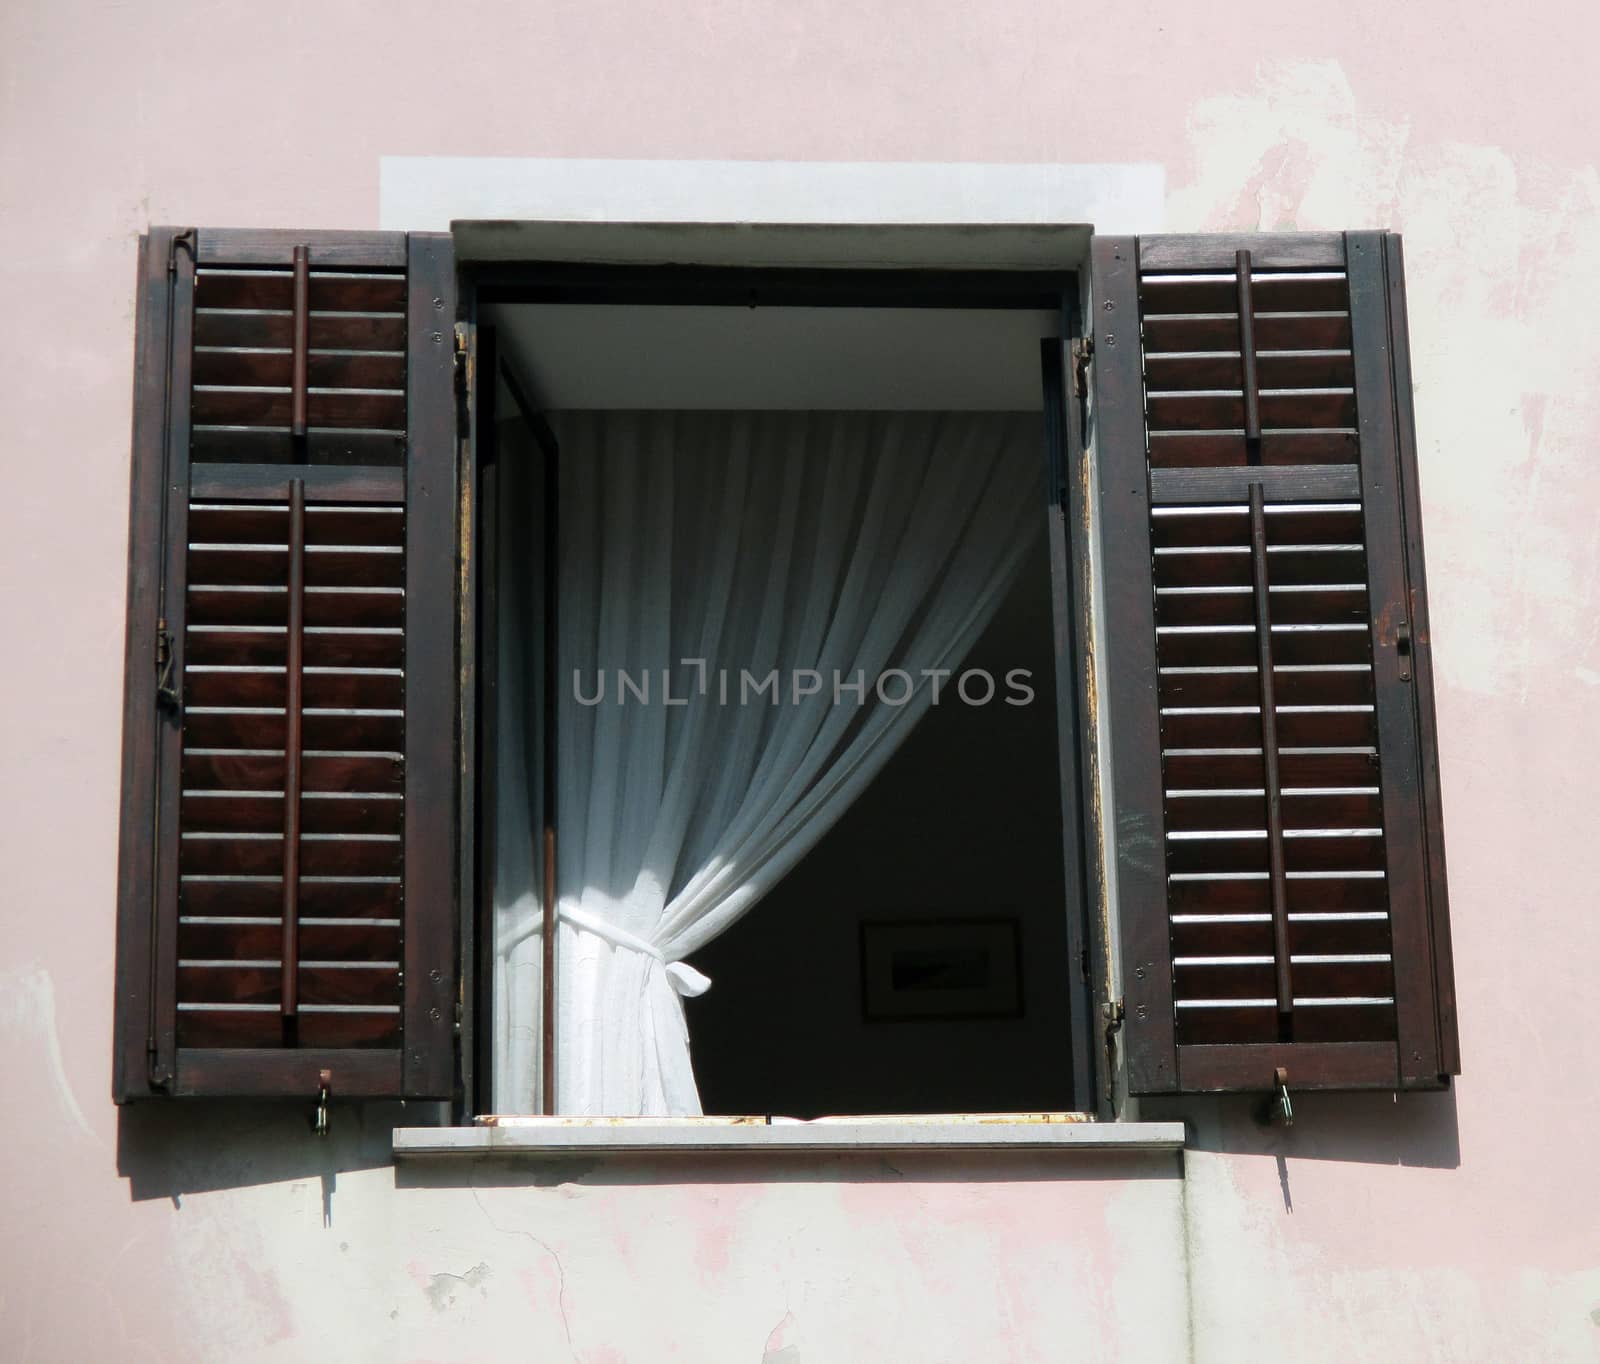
(494, 410), (1042, 1115)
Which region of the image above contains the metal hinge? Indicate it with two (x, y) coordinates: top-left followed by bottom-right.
(1069, 336), (1094, 398)
(155, 617), (180, 711)
(147, 1041), (171, 1089)
(167, 228), (196, 276)
(1396, 619), (1413, 682)
(1101, 997), (1125, 1089)
(453, 322), (472, 435)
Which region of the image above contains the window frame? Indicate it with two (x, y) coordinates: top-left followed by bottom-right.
(456, 258), (1108, 1121)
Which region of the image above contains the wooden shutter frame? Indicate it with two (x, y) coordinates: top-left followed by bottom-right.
(114, 227), (182, 1102)
(1378, 234), (1458, 1076)
(403, 231), (460, 1100)
(113, 227), (459, 1102)
(1090, 230), (1457, 1096)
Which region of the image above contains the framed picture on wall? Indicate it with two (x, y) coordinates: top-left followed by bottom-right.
(859, 918), (1023, 1022)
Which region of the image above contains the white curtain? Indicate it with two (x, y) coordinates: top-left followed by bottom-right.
(494, 410), (1042, 1115)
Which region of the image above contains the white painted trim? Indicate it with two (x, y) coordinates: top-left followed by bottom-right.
(379, 156), (1164, 236)
(392, 1120), (1187, 1157)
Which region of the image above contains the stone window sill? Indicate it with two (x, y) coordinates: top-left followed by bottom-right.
(392, 1115), (1187, 1157)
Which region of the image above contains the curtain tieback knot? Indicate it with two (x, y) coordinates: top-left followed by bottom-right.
(557, 902), (713, 998)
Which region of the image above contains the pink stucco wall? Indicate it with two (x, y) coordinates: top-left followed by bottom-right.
(2, 2), (1598, 1359)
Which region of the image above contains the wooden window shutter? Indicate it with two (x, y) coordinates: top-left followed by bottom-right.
(113, 228), (458, 1101)
(1091, 231), (1458, 1095)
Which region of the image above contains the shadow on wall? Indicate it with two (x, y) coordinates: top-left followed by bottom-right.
(113, 1088), (1456, 1207)
(116, 1098), (1185, 1201)
(115, 1099), (434, 1206)
(1141, 1086), (1461, 1171)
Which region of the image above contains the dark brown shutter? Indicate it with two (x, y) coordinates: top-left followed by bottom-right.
(114, 228), (458, 1101)
(1091, 231), (1457, 1095)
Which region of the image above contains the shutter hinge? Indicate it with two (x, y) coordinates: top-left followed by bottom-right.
(155, 617), (180, 711)
(453, 322), (472, 436)
(1101, 997), (1125, 1087)
(147, 1043), (172, 1090)
(167, 228), (196, 276)
(1069, 336), (1094, 398)
(1396, 619), (1413, 682)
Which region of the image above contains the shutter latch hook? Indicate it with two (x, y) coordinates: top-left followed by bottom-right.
(312, 1068), (332, 1137)
(1264, 1066), (1294, 1127)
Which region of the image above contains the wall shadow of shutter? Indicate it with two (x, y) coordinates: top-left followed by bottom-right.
(113, 228), (458, 1103)
(1090, 231), (1457, 1097)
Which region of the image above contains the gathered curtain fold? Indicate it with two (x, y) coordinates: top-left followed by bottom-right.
(493, 409), (1042, 1116)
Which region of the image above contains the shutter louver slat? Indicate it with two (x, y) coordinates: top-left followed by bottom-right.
(1093, 231), (1457, 1095)
(191, 253), (409, 466)
(1153, 252), (1395, 1052)
(175, 490), (407, 1052)
(114, 228), (458, 1103)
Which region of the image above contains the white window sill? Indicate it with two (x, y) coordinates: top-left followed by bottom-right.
(392, 1115), (1187, 1157)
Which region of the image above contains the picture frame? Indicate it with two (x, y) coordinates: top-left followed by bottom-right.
(859, 917), (1023, 1022)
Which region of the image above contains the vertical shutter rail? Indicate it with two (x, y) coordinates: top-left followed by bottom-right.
(151, 230), (198, 1090)
(281, 477), (306, 1027)
(1236, 249), (1262, 452)
(1248, 482), (1293, 1035)
(401, 231), (460, 1100)
(1346, 231), (1444, 1085)
(1380, 234), (1458, 1074)
(1091, 236), (1178, 1092)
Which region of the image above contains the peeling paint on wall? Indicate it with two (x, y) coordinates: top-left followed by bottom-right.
(1168, 59), (1600, 712)
(0, 964), (101, 1145)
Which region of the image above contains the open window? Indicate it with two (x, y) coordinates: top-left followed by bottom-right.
(112, 224), (1457, 1122)
(470, 273), (1098, 1118)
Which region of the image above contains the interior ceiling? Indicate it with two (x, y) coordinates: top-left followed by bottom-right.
(484, 304), (1059, 411)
